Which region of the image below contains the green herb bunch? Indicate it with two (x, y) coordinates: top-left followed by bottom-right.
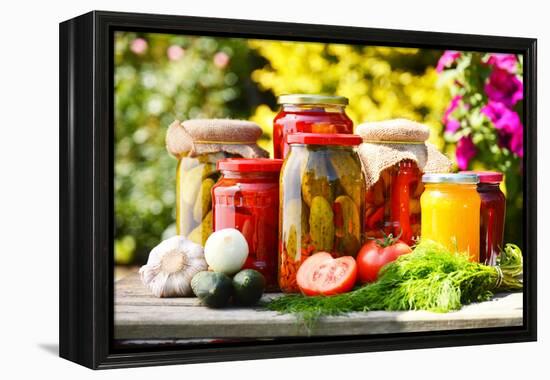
(267, 241), (523, 327)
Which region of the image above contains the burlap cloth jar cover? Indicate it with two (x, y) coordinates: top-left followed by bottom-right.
(356, 119), (452, 189)
(166, 119), (268, 158)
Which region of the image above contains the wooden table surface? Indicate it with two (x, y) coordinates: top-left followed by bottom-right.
(114, 273), (523, 341)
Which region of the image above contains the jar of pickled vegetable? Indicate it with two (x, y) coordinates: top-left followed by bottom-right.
(420, 173), (481, 262)
(462, 171), (506, 266)
(166, 119), (268, 246)
(279, 133), (364, 293)
(176, 152), (233, 245)
(364, 160), (423, 244)
(273, 94), (353, 159)
(212, 158), (283, 291)
(357, 119), (453, 246)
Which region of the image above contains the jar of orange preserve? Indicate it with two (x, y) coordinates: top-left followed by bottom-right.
(420, 173), (481, 261)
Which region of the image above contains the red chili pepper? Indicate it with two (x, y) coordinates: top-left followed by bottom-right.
(390, 164), (415, 245)
(367, 206), (385, 229)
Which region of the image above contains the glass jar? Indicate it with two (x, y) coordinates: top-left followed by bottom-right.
(176, 152), (237, 246)
(462, 171), (506, 265)
(273, 94), (353, 159)
(420, 173), (481, 262)
(279, 133), (364, 293)
(212, 158), (283, 291)
(364, 160), (423, 245)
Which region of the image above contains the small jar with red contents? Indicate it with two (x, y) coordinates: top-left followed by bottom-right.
(212, 158), (283, 291)
(364, 160), (423, 245)
(273, 94), (353, 159)
(462, 171), (506, 265)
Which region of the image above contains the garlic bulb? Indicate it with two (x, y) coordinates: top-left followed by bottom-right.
(139, 236), (207, 297)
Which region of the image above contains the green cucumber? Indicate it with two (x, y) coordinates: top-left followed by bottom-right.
(232, 269), (265, 306)
(191, 271), (233, 308)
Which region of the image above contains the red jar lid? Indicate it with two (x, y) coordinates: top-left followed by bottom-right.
(217, 158), (284, 172)
(287, 133), (362, 146)
(461, 171), (503, 183)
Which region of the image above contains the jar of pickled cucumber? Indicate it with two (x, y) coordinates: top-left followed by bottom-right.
(279, 133), (364, 293)
(166, 119), (268, 246)
(175, 152), (234, 245)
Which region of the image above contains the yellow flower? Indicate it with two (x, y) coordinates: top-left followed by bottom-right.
(248, 40), (449, 152)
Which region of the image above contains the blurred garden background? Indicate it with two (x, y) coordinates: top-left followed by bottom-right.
(114, 31), (524, 268)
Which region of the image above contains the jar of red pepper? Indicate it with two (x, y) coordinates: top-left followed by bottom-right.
(212, 158), (283, 291)
(364, 160), (423, 245)
(356, 119), (453, 246)
(273, 94), (353, 159)
(462, 171), (506, 265)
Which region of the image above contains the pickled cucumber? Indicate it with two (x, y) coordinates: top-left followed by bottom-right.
(334, 195), (360, 239)
(283, 198), (309, 259)
(337, 234), (360, 257)
(309, 196), (335, 252)
(177, 209), (196, 236)
(284, 225), (298, 259)
(181, 163), (217, 205)
(193, 178), (215, 222)
(301, 152), (336, 207)
(188, 211), (213, 246)
(334, 195), (361, 256)
(329, 151), (363, 207)
(284, 198), (309, 234)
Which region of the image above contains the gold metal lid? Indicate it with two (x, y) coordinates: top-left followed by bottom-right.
(277, 94), (349, 106)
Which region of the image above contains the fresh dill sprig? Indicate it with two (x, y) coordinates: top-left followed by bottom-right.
(266, 240), (523, 329)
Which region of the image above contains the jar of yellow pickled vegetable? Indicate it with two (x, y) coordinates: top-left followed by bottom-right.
(166, 119), (268, 246)
(420, 173), (481, 261)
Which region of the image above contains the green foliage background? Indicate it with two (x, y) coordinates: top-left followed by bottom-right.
(114, 32), (523, 265)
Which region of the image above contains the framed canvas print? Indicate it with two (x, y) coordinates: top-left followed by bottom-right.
(59, 10), (537, 369)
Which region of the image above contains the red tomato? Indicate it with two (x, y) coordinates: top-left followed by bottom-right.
(297, 252), (357, 296)
(357, 239), (412, 283)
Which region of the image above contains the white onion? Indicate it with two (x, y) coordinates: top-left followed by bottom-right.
(204, 228), (249, 275)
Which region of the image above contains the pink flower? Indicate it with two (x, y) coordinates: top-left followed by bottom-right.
(486, 53), (518, 73)
(130, 38), (148, 55)
(481, 101), (523, 157)
(455, 136), (477, 170)
(443, 95), (462, 133)
(484, 68), (523, 108)
(436, 50), (461, 72)
(167, 45), (185, 61)
(509, 128), (523, 157)
(213, 52), (230, 69)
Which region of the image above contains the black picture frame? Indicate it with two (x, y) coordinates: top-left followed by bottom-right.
(59, 10), (537, 369)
